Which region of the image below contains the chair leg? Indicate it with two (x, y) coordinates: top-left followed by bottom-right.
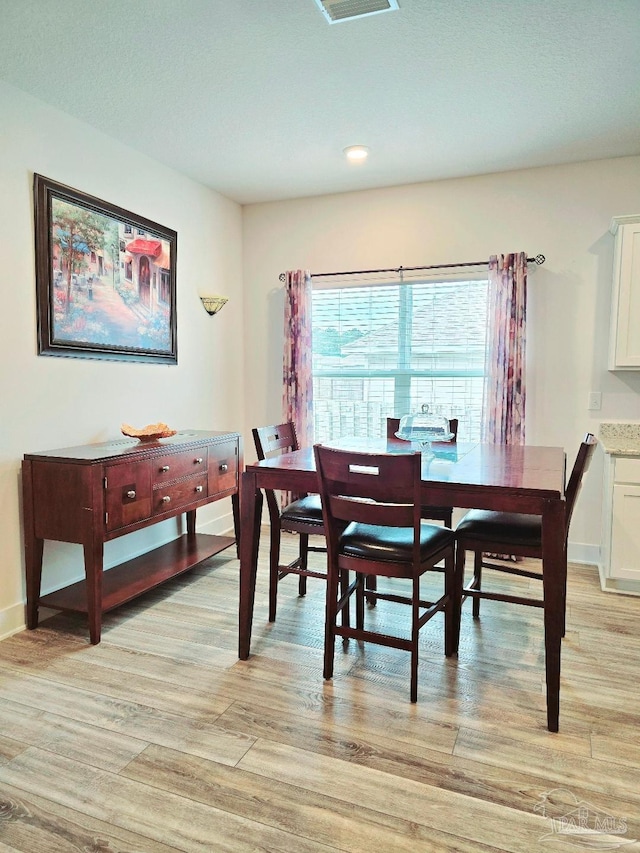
(365, 574), (377, 606)
(472, 550), (482, 619)
(444, 550), (455, 658)
(453, 543), (466, 652)
(355, 573), (365, 630)
(268, 524), (282, 623)
(339, 570), (350, 628)
(298, 534), (309, 597)
(561, 544), (568, 638)
(410, 574), (420, 703)
(323, 562), (340, 681)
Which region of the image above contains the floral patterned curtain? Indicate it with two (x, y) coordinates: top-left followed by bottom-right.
(483, 253), (527, 445)
(283, 269), (314, 448)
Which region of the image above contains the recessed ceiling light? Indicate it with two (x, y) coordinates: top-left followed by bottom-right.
(344, 145), (370, 162)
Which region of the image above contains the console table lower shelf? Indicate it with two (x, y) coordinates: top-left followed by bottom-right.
(39, 532), (235, 616)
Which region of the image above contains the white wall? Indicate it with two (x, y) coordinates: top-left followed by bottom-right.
(0, 81), (245, 639)
(242, 156), (640, 563)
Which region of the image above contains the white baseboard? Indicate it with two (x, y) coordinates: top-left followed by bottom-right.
(597, 562), (640, 596)
(567, 541), (599, 566)
(0, 602), (27, 641)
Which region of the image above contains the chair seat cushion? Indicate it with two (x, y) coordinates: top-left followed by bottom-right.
(281, 494), (324, 527)
(456, 510), (541, 549)
(340, 521), (453, 563)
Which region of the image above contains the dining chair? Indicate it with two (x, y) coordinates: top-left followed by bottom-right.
(253, 422), (328, 623)
(363, 415), (459, 608)
(455, 433), (597, 625)
(314, 444), (456, 702)
(387, 416), (458, 526)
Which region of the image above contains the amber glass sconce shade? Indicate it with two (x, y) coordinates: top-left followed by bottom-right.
(200, 296), (228, 316)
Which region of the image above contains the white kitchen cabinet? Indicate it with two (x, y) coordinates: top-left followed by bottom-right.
(600, 454), (640, 593)
(610, 483), (640, 581)
(608, 214), (640, 370)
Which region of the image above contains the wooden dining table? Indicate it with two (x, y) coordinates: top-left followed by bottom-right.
(238, 438), (567, 731)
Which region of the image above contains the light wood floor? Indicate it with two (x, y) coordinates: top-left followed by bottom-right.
(1, 532), (640, 852)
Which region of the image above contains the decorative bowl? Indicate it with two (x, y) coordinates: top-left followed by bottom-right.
(121, 422), (177, 441)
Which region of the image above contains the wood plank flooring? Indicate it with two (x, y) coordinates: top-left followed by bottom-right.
(1, 532), (640, 852)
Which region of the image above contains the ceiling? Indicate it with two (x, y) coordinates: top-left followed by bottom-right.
(1, 0), (639, 205)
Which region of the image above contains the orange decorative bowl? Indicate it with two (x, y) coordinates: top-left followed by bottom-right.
(121, 422), (177, 441)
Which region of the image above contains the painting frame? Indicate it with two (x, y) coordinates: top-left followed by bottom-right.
(33, 174), (178, 364)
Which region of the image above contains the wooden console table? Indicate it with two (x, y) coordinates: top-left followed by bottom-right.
(23, 429), (242, 643)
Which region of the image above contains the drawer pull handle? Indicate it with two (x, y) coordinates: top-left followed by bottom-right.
(126, 490), (136, 499)
(194, 457), (203, 464)
(195, 485), (203, 493)
(219, 463), (228, 473)
(162, 495), (171, 504)
(161, 465), (170, 472)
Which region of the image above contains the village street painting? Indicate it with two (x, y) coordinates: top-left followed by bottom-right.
(51, 198), (172, 351)
(34, 175), (177, 364)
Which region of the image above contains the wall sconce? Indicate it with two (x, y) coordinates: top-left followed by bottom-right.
(199, 295), (228, 316)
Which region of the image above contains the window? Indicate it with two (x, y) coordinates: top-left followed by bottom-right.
(312, 277), (488, 443)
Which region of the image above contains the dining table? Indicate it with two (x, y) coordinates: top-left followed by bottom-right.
(238, 437), (567, 732)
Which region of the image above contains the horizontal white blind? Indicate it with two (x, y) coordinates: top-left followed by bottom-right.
(312, 278), (488, 442)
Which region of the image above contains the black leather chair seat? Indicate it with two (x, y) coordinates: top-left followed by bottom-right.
(281, 494), (324, 527)
(456, 510), (541, 549)
(340, 522), (453, 564)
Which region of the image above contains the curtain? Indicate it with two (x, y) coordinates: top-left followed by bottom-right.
(283, 269), (314, 448)
(483, 252), (527, 562)
(483, 253), (527, 445)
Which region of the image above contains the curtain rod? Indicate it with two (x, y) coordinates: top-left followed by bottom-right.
(278, 254), (545, 282)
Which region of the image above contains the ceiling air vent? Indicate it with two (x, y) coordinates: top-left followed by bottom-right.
(313, 0), (399, 24)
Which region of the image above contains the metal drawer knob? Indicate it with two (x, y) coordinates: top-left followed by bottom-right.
(219, 463), (228, 473)
(126, 490), (136, 499)
(162, 495), (171, 503)
(161, 465), (170, 472)
(195, 485), (203, 493)
(194, 457), (203, 464)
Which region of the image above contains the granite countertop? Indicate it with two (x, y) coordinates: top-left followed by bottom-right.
(599, 422), (640, 456)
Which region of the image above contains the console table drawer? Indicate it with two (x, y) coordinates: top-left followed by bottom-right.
(105, 460), (152, 532)
(153, 473), (208, 514)
(153, 449), (208, 483)
(209, 439), (238, 495)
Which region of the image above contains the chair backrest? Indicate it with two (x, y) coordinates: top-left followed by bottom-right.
(564, 433), (597, 535)
(253, 422), (299, 461)
(253, 423), (300, 518)
(386, 417), (459, 441)
(314, 444), (423, 557)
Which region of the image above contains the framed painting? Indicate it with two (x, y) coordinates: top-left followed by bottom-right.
(33, 174), (177, 364)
